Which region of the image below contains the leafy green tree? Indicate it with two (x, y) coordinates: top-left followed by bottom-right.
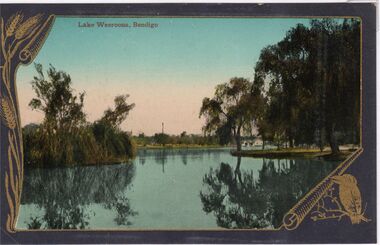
(309, 19), (361, 153)
(27, 64), (88, 165)
(254, 19), (360, 153)
(25, 64), (137, 166)
(23, 123), (44, 165)
(92, 95), (136, 160)
(29, 63), (86, 132)
(199, 77), (259, 151)
(100, 94), (135, 128)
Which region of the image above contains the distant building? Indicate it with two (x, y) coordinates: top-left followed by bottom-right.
(242, 138), (263, 147)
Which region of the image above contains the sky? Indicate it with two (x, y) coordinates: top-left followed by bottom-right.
(18, 17), (312, 136)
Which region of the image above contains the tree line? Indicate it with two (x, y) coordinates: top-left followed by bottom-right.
(134, 131), (218, 146)
(200, 19), (360, 154)
(23, 64), (136, 166)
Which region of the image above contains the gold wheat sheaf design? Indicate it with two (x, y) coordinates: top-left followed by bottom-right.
(0, 98), (20, 231)
(5, 131), (22, 233)
(0, 97), (16, 129)
(5, 12), (24, 37)
(1, 12), (53, 233)
(14, 14), (42, 40)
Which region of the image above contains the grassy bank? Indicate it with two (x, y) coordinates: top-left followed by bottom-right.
(231, 148), (356, 161)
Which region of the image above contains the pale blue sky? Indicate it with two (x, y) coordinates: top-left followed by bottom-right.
(18, 17), (314, 135)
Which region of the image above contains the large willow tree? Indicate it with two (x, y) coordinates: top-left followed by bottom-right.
(254, 19), (360, 153)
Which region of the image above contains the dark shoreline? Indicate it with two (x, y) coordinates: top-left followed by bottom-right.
(24, 158), (134, 169)
(231, 148), (355, 161)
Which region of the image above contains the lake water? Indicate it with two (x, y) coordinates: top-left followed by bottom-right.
(16, 148), (339, 230)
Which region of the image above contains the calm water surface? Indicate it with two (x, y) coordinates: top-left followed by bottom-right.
(17, 148), (339, 229)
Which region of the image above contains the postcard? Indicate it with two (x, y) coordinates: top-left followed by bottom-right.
(0, 3), (376, 244)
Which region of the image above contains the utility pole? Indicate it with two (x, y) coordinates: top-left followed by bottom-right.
(162, 122), (164, 134)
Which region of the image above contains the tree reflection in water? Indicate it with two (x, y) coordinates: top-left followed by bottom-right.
(137, 148), (224, 171)
(21, 163), (136, 229)
(200, 157), (339, 229)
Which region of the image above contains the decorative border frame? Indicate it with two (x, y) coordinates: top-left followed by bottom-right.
(0, 13), (54, 232)
(0, 3), (376, 244)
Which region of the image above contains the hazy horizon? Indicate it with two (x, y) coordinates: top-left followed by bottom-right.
(18, 17), (311, 135)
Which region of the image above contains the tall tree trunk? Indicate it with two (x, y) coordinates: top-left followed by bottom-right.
(235, 127), (242, 151)
(327, 124), (340, 154)
(289, 137), (294, 148)
(318, 128), (325, 152)
(235, 135), (242, 151)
